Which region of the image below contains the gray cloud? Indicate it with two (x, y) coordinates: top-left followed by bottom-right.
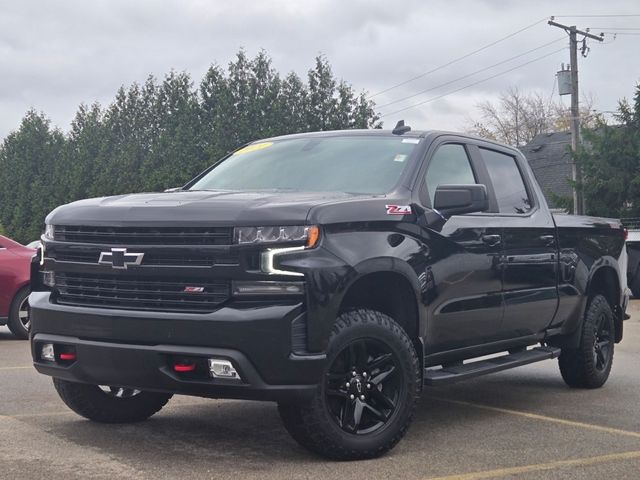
(1, 0), (638, 138)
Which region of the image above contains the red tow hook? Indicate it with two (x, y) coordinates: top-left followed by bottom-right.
(174, 362), (197, 373)
(59, 352), (77, 361)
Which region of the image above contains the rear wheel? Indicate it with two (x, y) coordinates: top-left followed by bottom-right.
(278, 309), (420, 460)
(559, 295), (615, 388)
(53, 378), (172, 423)
(7, 287), (30, 339)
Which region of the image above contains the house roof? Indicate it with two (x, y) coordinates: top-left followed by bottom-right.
(520, 131), (573, 206)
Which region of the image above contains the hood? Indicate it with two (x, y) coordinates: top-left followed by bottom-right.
(46, 190), (369, 227)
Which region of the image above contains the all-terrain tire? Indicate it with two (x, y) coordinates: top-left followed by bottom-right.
(7, 287), (30, 339)
(559, 294), (615, 389)
(278, 309), (421, 460)
(53, 378), (172, 423)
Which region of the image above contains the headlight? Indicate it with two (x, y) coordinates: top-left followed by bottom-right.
(234, 225), (320, 248)
(44, 224), (55, 240)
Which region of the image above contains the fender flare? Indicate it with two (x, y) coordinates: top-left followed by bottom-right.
(335, 257), (426, 364)
(563, 259), (622, 348)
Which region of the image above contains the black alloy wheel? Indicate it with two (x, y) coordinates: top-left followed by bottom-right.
(278, 309), (420, 460)
(98, 386), (142, 399)
(559, 294), (615, 389)
(592, 312), (613, 372)
(325, 338), (402, 435)
(53, 378), (172, 423)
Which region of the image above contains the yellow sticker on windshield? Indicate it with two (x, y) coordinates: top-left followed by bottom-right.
(233, 142), (273, 155)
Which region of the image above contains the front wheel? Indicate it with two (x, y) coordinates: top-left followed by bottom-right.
(7, 287), (30, 339)
(559, 294), (615, 388)
(53, 378), (172, 423)
(278, 309), (421, 460)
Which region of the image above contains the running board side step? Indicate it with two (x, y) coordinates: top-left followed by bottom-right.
(423, 346), (561, 386)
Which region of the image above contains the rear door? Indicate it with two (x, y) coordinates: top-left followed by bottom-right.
(474, 145), (559, 338)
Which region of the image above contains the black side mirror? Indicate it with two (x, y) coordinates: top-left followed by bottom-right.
(434, 184), (489, 217)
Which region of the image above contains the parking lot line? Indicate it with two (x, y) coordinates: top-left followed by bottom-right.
(430, 397), (640, 439)
(0, 365), (32, 371)
(425, 450), (640, 480)
(4, 400), (213, 420)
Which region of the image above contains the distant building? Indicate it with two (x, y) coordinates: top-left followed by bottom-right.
(520, 131), (572, 210)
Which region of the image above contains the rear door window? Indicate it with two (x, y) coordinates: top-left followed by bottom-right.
(480, 148), (532, 214)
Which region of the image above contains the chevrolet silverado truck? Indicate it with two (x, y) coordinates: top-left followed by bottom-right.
(30, 126), (628, 460)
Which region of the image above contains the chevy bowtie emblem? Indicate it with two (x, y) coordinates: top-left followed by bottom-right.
(98, 248), (144, 269)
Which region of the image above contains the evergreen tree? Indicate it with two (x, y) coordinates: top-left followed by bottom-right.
(577, 85), (640, 218)
(278, 72), (308, 133)
(307, 55), (338, 131)
(0, 50), (381, 243)
(0, 111), (65, 242)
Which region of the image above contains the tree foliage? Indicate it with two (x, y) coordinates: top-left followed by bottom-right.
(0, 50), (380, 244)
(577, 85), (640, 218)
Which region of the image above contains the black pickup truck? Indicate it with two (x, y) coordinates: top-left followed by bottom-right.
(30, 126), (628, 460)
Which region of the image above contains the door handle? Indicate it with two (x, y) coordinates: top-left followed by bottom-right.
(539, 234), (556, 246)
(481, 234), (502, 247)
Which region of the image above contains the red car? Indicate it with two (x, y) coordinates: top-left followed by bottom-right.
(0, 235), (35, 339)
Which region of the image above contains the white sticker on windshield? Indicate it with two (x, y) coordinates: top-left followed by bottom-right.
(393, 154), (407, 162)
(401, 138), (420, 144)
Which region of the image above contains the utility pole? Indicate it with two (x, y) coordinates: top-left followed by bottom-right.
(548, 18), (603, 215)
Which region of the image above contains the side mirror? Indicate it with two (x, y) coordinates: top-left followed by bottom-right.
(434, 184), (489, 217)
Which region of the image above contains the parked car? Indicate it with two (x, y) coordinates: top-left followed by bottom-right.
(31, 127), (628, 460)
(26, 240), (42, 249)
(0, 235), (35, 338)
(622, 218), (640, 297)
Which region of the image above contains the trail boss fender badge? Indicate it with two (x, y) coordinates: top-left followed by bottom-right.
(385, 204), (412, 215)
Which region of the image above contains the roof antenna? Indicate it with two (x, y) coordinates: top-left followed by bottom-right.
(392, 120), (411, 135)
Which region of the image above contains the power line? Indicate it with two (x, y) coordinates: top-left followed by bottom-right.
(588, 27), (640, 30)
(601, 32), (640, 35)
(553, 14), (640, 18)
(367, 17), (547, 99)
(376, 37), (566, 109)
(379, 47), (567, 118)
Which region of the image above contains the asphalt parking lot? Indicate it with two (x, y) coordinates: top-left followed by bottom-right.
(2, 304), (640, 479)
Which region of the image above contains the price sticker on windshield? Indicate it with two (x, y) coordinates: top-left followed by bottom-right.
(233, 142), (273, 155)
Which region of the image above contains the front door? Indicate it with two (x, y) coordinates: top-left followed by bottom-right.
(418, 141), (505, 353)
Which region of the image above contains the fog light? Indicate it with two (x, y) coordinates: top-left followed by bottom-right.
(208, 359), (240, 379)
(41, 343), (55, 362)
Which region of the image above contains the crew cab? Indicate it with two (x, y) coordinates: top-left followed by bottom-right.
(30, 127), (628, 460)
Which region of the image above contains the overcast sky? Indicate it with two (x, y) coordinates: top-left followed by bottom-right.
(1, 0), (639, 140)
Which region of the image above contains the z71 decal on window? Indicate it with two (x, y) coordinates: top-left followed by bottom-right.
(385, 205), (412, 215)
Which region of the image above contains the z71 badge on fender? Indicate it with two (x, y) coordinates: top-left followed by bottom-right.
(385, 204), (412, 215)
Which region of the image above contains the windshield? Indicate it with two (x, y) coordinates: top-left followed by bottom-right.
(189, 136), (419, 195)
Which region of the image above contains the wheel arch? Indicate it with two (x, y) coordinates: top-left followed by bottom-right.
(336, 259), (425, 364)
(586, 264), (623, 343)
(11, 282), (30, 307)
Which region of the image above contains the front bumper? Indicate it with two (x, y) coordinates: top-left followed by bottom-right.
(30, 291), (325, 403)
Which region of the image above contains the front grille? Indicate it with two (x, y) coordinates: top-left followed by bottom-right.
(54, 226), (233, 245)
(50, 249), (239, 267)
(55, 273), (230, 313)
